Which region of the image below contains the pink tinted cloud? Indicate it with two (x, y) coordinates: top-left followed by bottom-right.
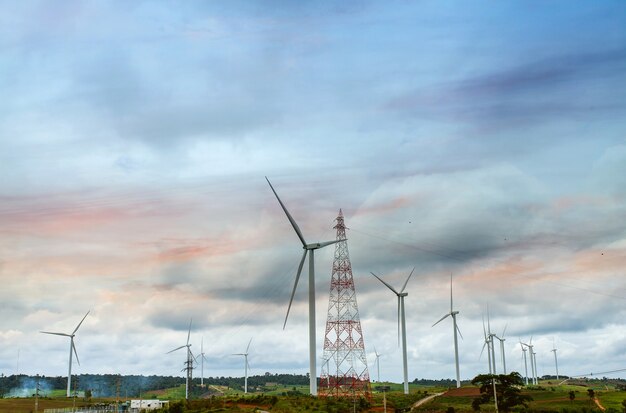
(0, 191), (189, 236)
(354, 196), (413, 217)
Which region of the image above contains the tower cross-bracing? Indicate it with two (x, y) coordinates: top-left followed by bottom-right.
(319, 210), (371, 399)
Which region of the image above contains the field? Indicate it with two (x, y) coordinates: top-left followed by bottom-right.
(1, 379), (624, 413)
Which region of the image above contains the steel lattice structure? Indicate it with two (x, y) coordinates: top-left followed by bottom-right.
(319, 210), (371, 399)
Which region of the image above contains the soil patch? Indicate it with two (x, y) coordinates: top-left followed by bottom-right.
(444, 387), (481, 397)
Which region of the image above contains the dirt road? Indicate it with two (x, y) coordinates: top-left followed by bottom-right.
(412, 392), (444, 409)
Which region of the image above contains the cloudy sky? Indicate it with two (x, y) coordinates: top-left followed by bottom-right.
(1, 1), (625, 384)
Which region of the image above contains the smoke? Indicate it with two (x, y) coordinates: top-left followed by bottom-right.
(5, 376), (53, 397)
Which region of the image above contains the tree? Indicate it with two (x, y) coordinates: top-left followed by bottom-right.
(471, 372), (533, 413)
(621, 398), (626, 413)
(588, 389), (596, 406)
(569, 391), (576, 403)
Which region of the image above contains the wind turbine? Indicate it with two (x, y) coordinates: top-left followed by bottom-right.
(493, 325), (508, 374)
(520, 338), (536, 384)
(551, 339), (559, 380)
(487, 313), (497, 374)
(266, 177), (339, 396)
(40, 311), (90, 397)
(480, 317), (493, 374)
(432, 274), (463, 388)
(233, 338), (252, 394)
(373, 347), (382, 383)
(370, 268), (415, 395)
(520, 341), (529, 385)
(197, 337), (209, 387)
(167, 319), (194, 400)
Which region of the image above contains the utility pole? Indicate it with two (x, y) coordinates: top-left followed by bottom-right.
(35, 374), (40, 413)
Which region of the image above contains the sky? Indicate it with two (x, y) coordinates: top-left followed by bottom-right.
(1, 0), (626, 385)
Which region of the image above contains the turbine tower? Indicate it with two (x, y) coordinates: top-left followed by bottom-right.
(233, 339), (252, 394)
(320, 210), (371, 398)
(40, 311), (90, 397)
(370, 268), (415, 395)
(551, 340), (559, 380)
(167, 319), (194, 400)
(432, 274), (463, 388)
(266, 177), (339, 396)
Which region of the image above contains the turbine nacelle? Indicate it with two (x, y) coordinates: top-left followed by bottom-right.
(305, 240), (341, 250)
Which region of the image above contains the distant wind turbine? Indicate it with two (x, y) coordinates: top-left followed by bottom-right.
(373, 347), (382, 383)
(266, 177), (339, 396)
(480, 317), (493, 374)
(520, 341), (529, 385)
(233, 338), (252, 394)
(551, 339), (559, 380)
(520, 338), (537, 384)
(40, 311), (90, 397)
(198, 337), (208, 387)
(494, 325), (508, 374)
(432, 273), (463, 388)
(371, 268), (415, 395)
(167, 319), (194, 400)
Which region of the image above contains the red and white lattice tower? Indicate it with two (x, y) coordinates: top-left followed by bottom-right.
(319, 209), (371, 398)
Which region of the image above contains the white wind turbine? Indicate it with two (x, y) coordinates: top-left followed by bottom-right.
(167, 319), (194, 400)
(551, 339), (559, 380)
(480, 317), (494, 374)
(520, 338), (537, 384)
(494, 325), (508, 374)
(370, 268), (415, 395)
(197, 337), (209, 387)
(40, 311), (90, 397)
(373, 347), (382, 383)
(520, 341), (529, 385)
(432, 274), (463, 388)
(233, 338), (252, 394)
(266, 177), (339, 396)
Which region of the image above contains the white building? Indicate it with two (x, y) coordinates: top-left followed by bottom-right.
(129, 400), (169, 411)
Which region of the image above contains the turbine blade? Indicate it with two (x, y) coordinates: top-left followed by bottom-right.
(167, 345), (186, 354)
(400, 267), (415, 293)
(266, 177), (307, 247)
(40, 331), (71, 337)
(232, 353), (245, 356)
(456, 322), (464, 340)
(72, 340), (80, 366)
(312, 239), (341, 249)
(72, 311), (90, 335)
(479, 341), (487, 360)
(284, 250), (307, 329)
(432, 313), (450, 327)
(370, 272), (399, 295)
(187, 318), (192, 346)
(374, 347), (378, 357)
(482, 316), (487, 339)
(501, 323), (508, 338)
(450, 273), (453, 313)
(201, 337), (203, 354)
(397, 296), (401, 347)
(246, 338), (252, 354)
